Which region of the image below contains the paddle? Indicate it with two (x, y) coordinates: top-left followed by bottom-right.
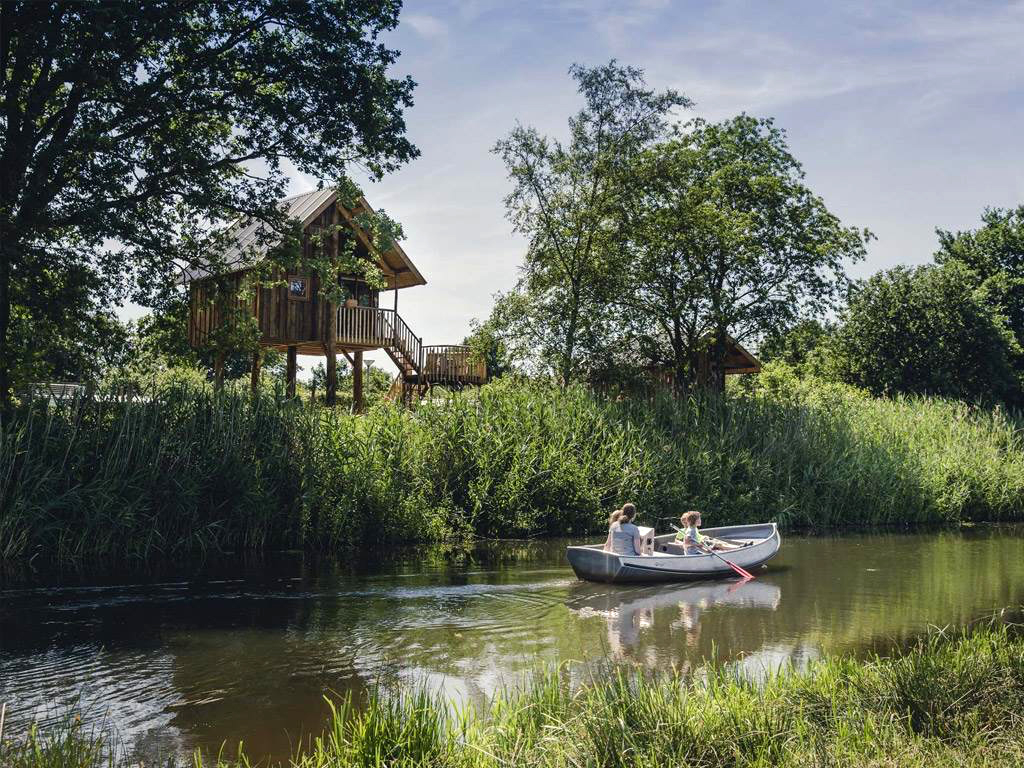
(670, 525), (756, 580)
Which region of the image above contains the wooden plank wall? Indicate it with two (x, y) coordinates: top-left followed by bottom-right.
(189, 201), (380, 351)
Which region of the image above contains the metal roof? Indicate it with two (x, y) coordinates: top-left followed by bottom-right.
(183, 188), (426, 290)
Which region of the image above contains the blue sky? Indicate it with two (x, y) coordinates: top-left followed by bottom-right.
(281, 0), (1024, 374)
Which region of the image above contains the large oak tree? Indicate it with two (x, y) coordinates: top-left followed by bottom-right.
(0, 0), (417, 408)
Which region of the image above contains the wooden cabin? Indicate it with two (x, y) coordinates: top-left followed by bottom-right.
(630, 337), (761, 394)
(186, 188), (486, 408)
(695, 336), (761, 390)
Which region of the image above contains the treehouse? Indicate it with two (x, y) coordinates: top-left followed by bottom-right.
(186, 188), (486, 409)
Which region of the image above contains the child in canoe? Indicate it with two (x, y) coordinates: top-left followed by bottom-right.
(677, 510), (745, 555)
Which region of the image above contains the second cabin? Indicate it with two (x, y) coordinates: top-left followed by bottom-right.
(187, 188), (486, 409)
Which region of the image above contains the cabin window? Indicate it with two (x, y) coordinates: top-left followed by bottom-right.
(341, 278), (376, 307)
(287, 275), (310, 301)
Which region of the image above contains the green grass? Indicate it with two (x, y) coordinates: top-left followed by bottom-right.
(3, 620), (1024, 767)
(2, 366), (1023, 563)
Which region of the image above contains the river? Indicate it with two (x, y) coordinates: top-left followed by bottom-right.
(1, 526), (1022, 761)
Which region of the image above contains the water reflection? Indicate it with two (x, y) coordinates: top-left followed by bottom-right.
(1, 526), (1022, 762)
(569, 579), (782, 663)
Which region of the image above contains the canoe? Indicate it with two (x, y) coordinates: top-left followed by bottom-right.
(566, 522), (781, 583)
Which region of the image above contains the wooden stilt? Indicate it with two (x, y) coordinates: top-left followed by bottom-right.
(250, 349), (262, 395)
(213, 350), (225, 390)
(353, 350), (364, 413)
(286, 345), (297, 399)
(325, 301), (337, 406)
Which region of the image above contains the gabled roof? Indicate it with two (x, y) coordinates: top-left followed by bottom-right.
(185, 188), (426, 290)
(719, 336), (761, 374)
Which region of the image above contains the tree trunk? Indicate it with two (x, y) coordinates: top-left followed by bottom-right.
(213, 350), (226, 390)
(352, 350), (364, 413)
(0, 243), (11, 414)
(324, 300), (337, 406)
(561, 289), (580, 387)
(286, 345), (297, 398)
(707, 330), (728, 394)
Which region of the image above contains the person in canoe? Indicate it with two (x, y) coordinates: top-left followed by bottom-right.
(678, 511), (745, 554)
(604, 502), (645, 556)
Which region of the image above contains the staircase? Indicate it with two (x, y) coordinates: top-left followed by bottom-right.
(337, 306), (485, 407)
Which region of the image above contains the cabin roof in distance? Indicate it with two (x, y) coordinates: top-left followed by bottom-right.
(720, 337), (761, 374)
(184, 188), (426, 290)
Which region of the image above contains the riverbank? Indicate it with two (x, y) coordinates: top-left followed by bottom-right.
(4, 618), (1023, 767)
(2, 372), (1023, 562)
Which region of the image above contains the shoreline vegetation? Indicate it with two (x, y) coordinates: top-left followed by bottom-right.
(3, 616), (1023, 767)
(2, 365), (1023, 564)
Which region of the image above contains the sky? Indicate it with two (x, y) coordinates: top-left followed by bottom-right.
(192, 0), (1024, 376)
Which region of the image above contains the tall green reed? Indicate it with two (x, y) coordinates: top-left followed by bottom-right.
(2, 372), (1022, 564)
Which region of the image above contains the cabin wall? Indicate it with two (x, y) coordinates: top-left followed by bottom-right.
(188, 272), (252, 349)
(188, 201), (380, 351)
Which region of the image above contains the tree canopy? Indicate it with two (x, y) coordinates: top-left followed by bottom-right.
(829, 262), (1022, 403)
(0, 0), (417, 407)
(614, 115), (870, 391)
(491, 61), (689, 384)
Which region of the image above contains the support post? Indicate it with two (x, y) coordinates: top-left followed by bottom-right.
(286, 345), (297, 399)
(213, 350), (225, 390)
(325, 300), (337, 407)
(250, 349), (262, 395)
(393, 287), (398, 312)
(353, 350), (364, 413)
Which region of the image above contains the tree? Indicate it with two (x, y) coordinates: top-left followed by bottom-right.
(829, 262), (1021, 402)
(614, 115), (870, 392)
(492, 61), (689, 385)
(758, 318), (834, 373)
(0, 0), (417, 409)
(934, 206), (1024, 373)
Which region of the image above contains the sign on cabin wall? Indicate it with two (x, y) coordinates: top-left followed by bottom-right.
(288, 275), (310, 301)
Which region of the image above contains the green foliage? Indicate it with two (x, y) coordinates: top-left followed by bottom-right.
(616, 115), (871, 390)
(0, 0), (417, 408)
(756, 318), (834, 373)
(3, 374), (1023, 564)
(935, 205), (1024, 393)
(5, 621), (1024, 767)
(829, 262), (1023, 402)
(492, 61), (690, 384)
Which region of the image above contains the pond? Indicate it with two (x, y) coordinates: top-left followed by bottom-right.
(2, 526), (1023, 761)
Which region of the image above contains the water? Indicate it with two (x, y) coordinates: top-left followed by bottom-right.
(1, 526), (1023, 761)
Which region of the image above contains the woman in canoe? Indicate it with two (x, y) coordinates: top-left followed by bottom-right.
(604, 502), (644, 556)
(678, 510), (744, 555)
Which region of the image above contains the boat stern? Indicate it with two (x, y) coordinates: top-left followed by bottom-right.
(566, 546), (620, 583)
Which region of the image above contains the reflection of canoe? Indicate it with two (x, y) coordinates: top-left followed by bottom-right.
(568, 578), (782, 616)
(566, 523), (781, 584)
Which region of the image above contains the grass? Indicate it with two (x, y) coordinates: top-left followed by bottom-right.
(2, 365), (1023, 563)
(3, 619), (1023, 767)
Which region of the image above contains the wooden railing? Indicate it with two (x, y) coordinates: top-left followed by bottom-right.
(337, 306), (423, 374)
(422, 345), (487, 384)
(337, 309), (486, 387)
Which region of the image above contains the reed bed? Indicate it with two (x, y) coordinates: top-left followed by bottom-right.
(3, 621), (1023, 767)
(2, 372), (1023, 563)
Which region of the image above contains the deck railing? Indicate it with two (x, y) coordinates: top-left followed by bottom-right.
(337, 306), (423, 373)
(422, 345), (487, 384)
(337, 308), (486, 385)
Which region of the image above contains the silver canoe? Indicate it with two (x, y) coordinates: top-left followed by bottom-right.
(566, 522), (781, 583)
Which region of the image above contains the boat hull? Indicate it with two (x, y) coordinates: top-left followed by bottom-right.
(566, 523), (781, 583)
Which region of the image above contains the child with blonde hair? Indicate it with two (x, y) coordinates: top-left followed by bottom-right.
(677, 510), (743, 555)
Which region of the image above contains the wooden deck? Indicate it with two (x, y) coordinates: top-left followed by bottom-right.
(337, 306), (486, 396)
